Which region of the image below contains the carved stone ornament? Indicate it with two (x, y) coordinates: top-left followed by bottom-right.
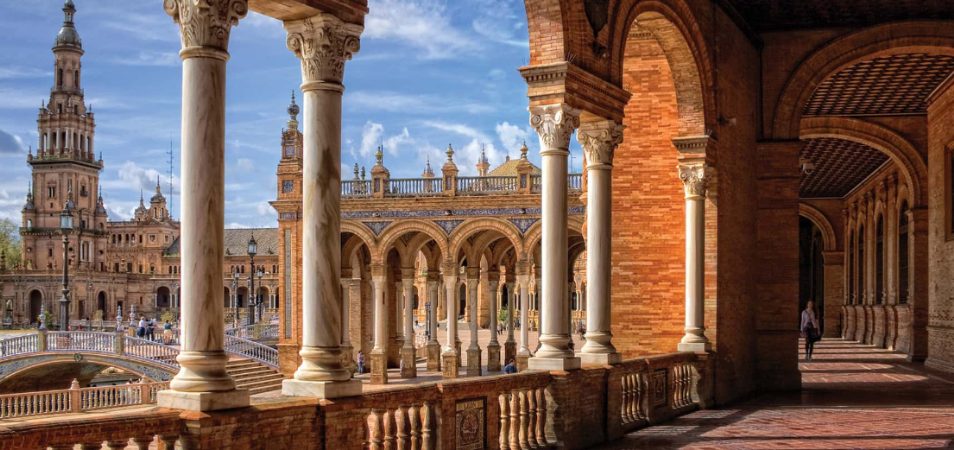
(285, 14), (363, 84)
(678, 163), (708, 198)
(164, 0), (248, 51)
(578, 120), (623, 167)
(529, 104), (580, 151)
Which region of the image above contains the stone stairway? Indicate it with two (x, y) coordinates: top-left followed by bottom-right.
(226, 358), (284, 395)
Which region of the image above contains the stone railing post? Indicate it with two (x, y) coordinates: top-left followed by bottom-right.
(113, 331), (124, 355)
(69, 378), (81, 413)
(37, 329), (48, 352)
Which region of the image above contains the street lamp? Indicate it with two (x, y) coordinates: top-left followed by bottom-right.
(231, 271), (239, 328)
(247, 234), (257, 325)
(58, 200), (73, 331)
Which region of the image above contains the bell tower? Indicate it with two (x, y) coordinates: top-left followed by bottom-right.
(21, 0), (107, 273)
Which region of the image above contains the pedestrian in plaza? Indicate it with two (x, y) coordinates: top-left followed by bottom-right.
(136, 316), (146, 338)
(801, 300), (821, 360)
(356, 351), (365, 374)
(163, 320), (173, 344)
(503, 359), (517, 374)
(146, 318), (155, 341)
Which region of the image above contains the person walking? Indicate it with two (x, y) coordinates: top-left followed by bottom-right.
(801, 300), (821, 360)
(136, 316), (146, 338)
(357, 351), (365, 374)
(145, 318), (155, 341)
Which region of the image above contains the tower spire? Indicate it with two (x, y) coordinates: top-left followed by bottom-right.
(287, 90), (300, 130)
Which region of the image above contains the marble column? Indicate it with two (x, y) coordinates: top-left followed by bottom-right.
(340, 277), (354, 370)
(442, 263), (459, 378)
(516, 272), (531, 371)
(426, 276), (441, 371)
(282, 13), (362, 399)
(159, 0), (249, 412)
(465, 267), (481, 376)
(503, 280), (516, 365)
(528, 103), (581, 371)
(486, 274), (501, 372)
(370, 267), (388, 384)
(677, 162), (711, 352)
(578, 120), (622, 364)
(401, 268), (416, 378)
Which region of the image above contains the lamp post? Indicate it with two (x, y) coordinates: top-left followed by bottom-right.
(58, 201), (73, 331)
(247, 234), (257, 325)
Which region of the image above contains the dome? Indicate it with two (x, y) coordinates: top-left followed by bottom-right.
(54, 1), (82, 49)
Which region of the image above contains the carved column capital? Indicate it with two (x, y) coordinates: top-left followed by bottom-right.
(529, 104), (580, 153)
(678, 163), (709, 199)
(284, 14), (362, 86)
(578, 120), (623, 168)
(164, 0), (248, 54)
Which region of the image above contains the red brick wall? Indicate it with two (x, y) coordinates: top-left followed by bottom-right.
(926, 77), (954, 372)
(611, 32), (685, 357)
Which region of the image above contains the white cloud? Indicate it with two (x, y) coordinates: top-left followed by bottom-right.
(111, 51), (180, 67)
(0, 130), (25, 155)
(236, 158), (255, 172)
(383, 127), (412, 156)
(241, 12), (283, 38)
(255, 201), (274, 216)
(365, 0), (478, 59)
(495, 121), (530, 156)
(101, 161), (179, 197)
(0, 67), (50, 80)
(358, 121), (384, 158)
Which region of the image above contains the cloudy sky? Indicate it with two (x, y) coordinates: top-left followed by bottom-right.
(0, 0), (585, 228)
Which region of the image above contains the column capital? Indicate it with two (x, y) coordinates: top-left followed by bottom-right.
(284, 13), (362, 86)
(164, 0), (248, 55)
(578, 120), (623, 168)
(530, 103), (580, 153)
(401, 267), (416, 280)
(465, 267), (480, 279)
(370, 263), (386, 278)
(678, 162), (709, 199)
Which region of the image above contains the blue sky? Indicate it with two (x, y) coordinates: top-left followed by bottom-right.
(0, 0), (583, 227)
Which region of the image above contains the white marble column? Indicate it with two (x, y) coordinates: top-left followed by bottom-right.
(425, 277), (441, 371)
(401, 269), (416, 378)
(504, 280), (516, 364)
(578, 120), (622, 364)
(442, 263), (459, 378)
(517, 273), (531, 358)
(465, 267), (481, 376)
(282, 13), (362, 398)
(677, 162), (711, 352)
(159, 0), (249, 412)
(340, 277), (354, 369)
(370, 267), (388, 384)
(528, 104), (580, 371)
(486, 274), (501, 371)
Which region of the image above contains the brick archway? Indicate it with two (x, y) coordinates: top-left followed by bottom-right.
(448, 218), (525, 262)
(772, 21), (954, 139)
(375, 220), (449, 263)
(799, 203), (837, 252)
(799, 116), (928, 207)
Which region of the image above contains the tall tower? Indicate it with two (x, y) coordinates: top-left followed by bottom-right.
(21, 0), (107, 272)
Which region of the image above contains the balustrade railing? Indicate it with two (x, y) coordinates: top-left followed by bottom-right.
(0, 381), (169, 419)
(226, 322), (279, 341)
(366, 401), (437, 450)
(388, 178), (443, 196)
(498, 387), (548, 450)
(0, 333), (37, 357)
(123, 336), (180, 369)
(567, 173), (583, 191)
(224, 334), (279, 368)
(343, 179), (373, 198)
(456, 176), (518, 194)
(47, 331), (113, 353)
(620, 370), (647, 426)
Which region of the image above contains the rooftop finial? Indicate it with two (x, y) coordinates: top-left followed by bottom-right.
(55, 0), (82, 48)
(520, 140), (529, 160)
(287, 90), (300, 129)
(375, 145), (384, 164)
(445, 143), (455, 162)
(353, 163), (360, 180)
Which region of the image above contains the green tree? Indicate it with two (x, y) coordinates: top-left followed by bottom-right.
(0, 219), (20, 268)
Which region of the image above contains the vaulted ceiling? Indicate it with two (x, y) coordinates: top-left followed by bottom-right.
(728, 0), (954, 31)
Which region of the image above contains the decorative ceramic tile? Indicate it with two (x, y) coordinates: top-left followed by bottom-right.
(362, 221), (392, 236)
(455, 397), (486, 450)
(434, 220), (464, 235)
(510, 218), (539, 234)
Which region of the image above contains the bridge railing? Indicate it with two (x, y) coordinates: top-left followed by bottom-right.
(0, 333), (37, 357)
(123, 336), (180, 370)
(225, 322), (279, 341)
(47, 331), (114, 353)
(224, 334), (279, 368)
(0, 380), (169, 420)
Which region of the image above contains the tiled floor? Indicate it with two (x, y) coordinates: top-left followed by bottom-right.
(598, 339), (954, 449)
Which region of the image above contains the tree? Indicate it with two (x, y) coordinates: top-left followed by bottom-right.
(0, 219), (20, 268)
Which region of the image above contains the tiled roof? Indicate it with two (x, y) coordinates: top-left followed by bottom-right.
(164, 228), (278, 257)
(488, 157), (540, 177)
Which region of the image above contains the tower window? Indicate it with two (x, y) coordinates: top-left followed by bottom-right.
(47, 185), (56, 198)
(57, 69), (63, 87)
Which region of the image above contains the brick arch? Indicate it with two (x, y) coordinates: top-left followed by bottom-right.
(799, 203), (837, 252)
(375, 220), (449, 262)
(799, 116), (927, 207)
(522, 216), (584, 260)
(341, 234), (371, 273)
(341, 220), (378, 258)
(448, 218), (525, 262)
(524, 0), (569, 66)
(773, 21), (954, 139)
(609, 0), (715, 135)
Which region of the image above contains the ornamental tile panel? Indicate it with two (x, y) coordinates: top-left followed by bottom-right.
(510, 218), (539, 234)
(362, 221), (392, 236)
(434, 220), (464, 235)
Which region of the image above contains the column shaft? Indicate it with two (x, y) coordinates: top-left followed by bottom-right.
(442, 271), (459, 377)
(678, 163), (710, 352)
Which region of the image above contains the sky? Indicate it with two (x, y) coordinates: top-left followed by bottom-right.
(0, 0), (584, 228)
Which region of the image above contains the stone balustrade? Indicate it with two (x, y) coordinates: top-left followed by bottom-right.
(0, 352), (711, 449)
(342, 174), (581, 199)
(0, 381), (169, 419)
(0, 407), (181, 450)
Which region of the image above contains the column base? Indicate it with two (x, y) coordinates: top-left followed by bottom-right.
(340, 344), (355, 371)
(281, 378), (361, 399)
(370, 351), (388, 385)
(466, 348), (482, 376)
(157, 389), (249, 412)
(528, 356), (580, 371)
(442, 352), (459, 378)
(579, 352), (621, 366)
(516, 352), (530, 372)
(400, 346), (417, 378)
(504, 340), (516, 366)
(486, 342), (501, 372)
(677, 342), (711, 353)
(426, 342), (442, 371)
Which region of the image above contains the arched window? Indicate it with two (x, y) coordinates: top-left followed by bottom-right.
(899, 202), (910, 304)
